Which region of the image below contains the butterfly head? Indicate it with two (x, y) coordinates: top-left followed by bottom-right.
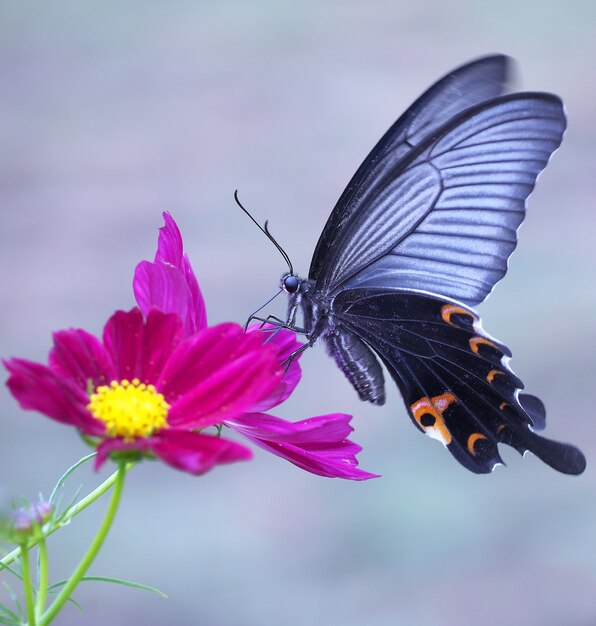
(281, 273), (301, 294)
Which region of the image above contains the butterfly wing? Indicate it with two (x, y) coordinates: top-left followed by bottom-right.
(310, 92), (566, 307)
(331, 288), (586, 474)
(310, 54), (512, 282)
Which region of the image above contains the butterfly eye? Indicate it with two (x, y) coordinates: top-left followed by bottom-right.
(282, 275), (300, 294)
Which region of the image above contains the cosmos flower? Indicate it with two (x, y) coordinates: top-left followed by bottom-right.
(134, 212), (377, 480)
(4, 309), (276, 474)
(3, 214), (376, 480)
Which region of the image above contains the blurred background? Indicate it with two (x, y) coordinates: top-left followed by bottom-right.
(1, 2), (595, 625)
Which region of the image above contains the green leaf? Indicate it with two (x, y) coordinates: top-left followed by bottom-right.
(56, 484), (84, 525)
(48, 576), (168, 598)
(0, 602), (20, 625)
(0, 562), (22, 581)
(49, 453), (97, 504)
(1, 582), (22, 621)
(66, 596), (83, 613)
(46, 588), (84, 613)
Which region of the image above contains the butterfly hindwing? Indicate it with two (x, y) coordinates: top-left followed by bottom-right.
(332, 288), (586, 474)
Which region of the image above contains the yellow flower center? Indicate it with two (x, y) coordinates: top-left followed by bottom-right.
(87, 379), (170, 439)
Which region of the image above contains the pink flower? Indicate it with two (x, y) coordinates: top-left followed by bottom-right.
(3, 213), (377, 480)
(133, 213), (378, 480)
(4, 310), (277, 474)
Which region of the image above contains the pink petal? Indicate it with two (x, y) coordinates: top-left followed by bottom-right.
(158, 212), (206, 331)
(246, 325), (303, 412)
(3, 358), (104, 434)
(102, 309), (145, 381)
(102, 308), (182, 384)
(49, 328), (116, 390)
(134, 261), (194, 331)
(95, 437), (154, 470)
(150, 430), (252, 474)
(140, 308), (184, 382)
(181, 253), (207, 332)
(154, 211), (184, 266)
(133, 212), (207, 336)
(158, 323), (251, 396)
(226, 413), (379, 480)
(158, 323), (282, 429)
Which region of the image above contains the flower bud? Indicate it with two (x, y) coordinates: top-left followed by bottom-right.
(29, 501), (53, 524)
(1, 501), (54, 543)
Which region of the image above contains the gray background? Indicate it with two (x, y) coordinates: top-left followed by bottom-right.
(1, 2), (595, 625)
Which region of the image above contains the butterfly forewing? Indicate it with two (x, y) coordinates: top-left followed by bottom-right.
(309, 55), (512, 283)
(314, 94), (566, 307)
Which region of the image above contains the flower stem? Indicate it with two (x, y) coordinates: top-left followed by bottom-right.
(20, 547), (36, 626)
(0, 463), (134, 571)
(35, 538), (49, 618)
(38, 462), (127, 626)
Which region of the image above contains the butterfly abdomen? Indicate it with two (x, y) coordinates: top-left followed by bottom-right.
(299, 285), (386, 404)
(324, 327), (385, 405)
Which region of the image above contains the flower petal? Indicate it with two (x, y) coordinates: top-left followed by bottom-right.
(226, 413), (379, 480)
(133, 212), (207, 336)
(180, 253), (207, 332)
(159, 323), (283, 429)
(246, 325), (303, 412)
(134, 261), (194, 331)
(141, 308), (184, 382)
(49, 328), (116, 390)
(150, 430), (252, 474)
(154, 211), (184, 266)
(102, 309), (145, 381)
(102, 308), (182, 383)
(157, 214), (206, 331)
(95, 437), (155, 470)
(96, 431), (251, 474)
(3, 358), (104, 434)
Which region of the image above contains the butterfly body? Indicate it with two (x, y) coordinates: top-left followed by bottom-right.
(284, 274), (387, 404)
(270, 55), (586, 475)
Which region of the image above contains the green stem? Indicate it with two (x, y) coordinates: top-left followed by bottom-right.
(20, 548), (36, 626)
(35, 538), (48, 618)
(39, 463), (127, 626)
(0, 463), (134, 571)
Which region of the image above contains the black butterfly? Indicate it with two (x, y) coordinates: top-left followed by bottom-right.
(247, 55), (586, 475)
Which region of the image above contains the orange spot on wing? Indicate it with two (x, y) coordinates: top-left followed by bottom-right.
(433, 391), (457, 413)
(487, 369), (505, 383)
(496, 423), (507, 433)
(411, 392), (456, 445)
(499, 402), (509, 411)
(470, 336), (498, 354)
(467, 433), (488, 456)
(441, 304), (476, 326)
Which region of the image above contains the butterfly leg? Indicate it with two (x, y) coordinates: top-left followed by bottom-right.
(244, 313), (277, 330)
(243, 288), (285, 330)
(281, 341), (312, 372)
(246, 315), (308, 335)
(244, 314), (285, 332)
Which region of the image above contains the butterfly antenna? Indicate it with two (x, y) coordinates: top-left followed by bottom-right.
(263, 221), (294, 275)
(234, 190), (294, 275)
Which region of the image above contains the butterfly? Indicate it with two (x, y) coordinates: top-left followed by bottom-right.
(246, 54), (586, 475)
